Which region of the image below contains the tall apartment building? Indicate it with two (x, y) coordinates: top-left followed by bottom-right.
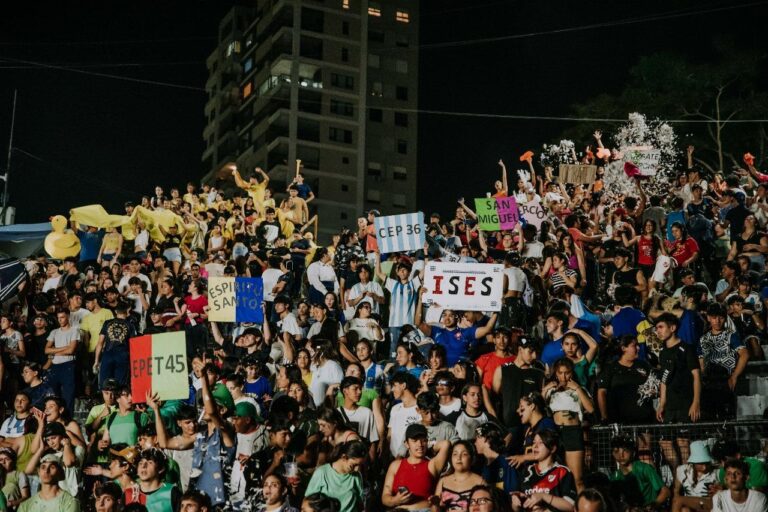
(201, 0), (419, 239)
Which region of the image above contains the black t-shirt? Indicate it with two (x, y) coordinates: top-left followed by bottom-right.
(726, 204), (750, 241)
(659, 342), (699, 410)
(613, 268), (640, 287)
(499, 364), (545, 428)
(597, 360), (656, 422)
(23, 331), (50, 366)
(100, 318), (137, 353)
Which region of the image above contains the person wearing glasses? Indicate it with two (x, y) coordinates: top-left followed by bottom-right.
(468, 485), (510, 512)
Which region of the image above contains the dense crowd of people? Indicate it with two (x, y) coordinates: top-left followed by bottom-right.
(1, 141), (768, 512)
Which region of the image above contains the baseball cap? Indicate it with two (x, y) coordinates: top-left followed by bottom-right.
(110, 445), (139, 465)
(40, 453), (63, 466)
(518, 336), (540, 352)
(366, 209), (381, 217)
(233, 401), (260, 421)
(43, 422), (67, 438)
(211, 383), (235, 413)
(405, 423), (428, 440)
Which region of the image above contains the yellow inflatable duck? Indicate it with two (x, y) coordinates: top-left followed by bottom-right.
(45, 215), (81, 259)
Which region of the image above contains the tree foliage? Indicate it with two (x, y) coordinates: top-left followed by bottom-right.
(564, 42), (768, 173)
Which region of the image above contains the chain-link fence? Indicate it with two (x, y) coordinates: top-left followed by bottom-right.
(588, 419), (768, 476)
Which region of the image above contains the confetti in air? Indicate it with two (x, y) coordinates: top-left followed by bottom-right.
(603, 112), (680, 200)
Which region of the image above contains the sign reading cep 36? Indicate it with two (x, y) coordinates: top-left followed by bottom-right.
(422, 262), (504, 312)
(374, 212), (425, 253)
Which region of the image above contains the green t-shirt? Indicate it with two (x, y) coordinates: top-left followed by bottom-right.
(611, 460), (665, 506)
(305, 463), (363, 512)
(108, 411), (149, 446)
(0, 490), (6, 512)
(573, 357), (597, 388)
(85, 404), (115, 435)
(335, 388), (379, 409)
(18, 490), (80, 512)
(718, 457), (768, 490)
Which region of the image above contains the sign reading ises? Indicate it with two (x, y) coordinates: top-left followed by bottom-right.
(422, 262), (503, 312)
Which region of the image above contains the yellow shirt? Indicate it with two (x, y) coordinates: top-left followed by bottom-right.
(80, 308), (114, 352)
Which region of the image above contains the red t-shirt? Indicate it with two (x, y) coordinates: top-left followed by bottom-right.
(475, 352), (516, 389)
(184, 294), (208, 325)
(637, 236), (655, 266)
(667, 238), (699, 266)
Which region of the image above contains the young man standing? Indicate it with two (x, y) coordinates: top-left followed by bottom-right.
(475, 328), (516, 400)
(375, 253), (421, 354)
(655, 313), (701, 423)
(491, 337), (544, 438)
(475, 422), (519, 493)
(387, 372), (421, 458)
(45, 310), (80, 413)
(93, 302), (136, 387)
(699, 303), (749, 420)
(147, 396), (198, 492)
(415, 392), (459, 446)
(273, 295), (301, 363)
(339, 376), (379, 459)
(102, 385), (148, 447)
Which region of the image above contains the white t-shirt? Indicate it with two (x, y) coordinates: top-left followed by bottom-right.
(388, 403), (420, 458)
(339, 406), (379, 442)
(504, 266), (527, 293)
(47, 327), (79, 364)
(347, 281), (385, 315)
(118, 272), (152, 294)
(309, 360), (344, 407)
(455, 410), (489, 440)
(439, 398), (462, 419)
(522, 241), (544, 259)
(69, 308), (90, 330)
(278, 313), (304, 340)
(307, 320), (345, 341)
(261, 268), (284, 302)
(711, 489), (767, 512)
(230, 429), (260, 503)
(42, 275), (61, 293)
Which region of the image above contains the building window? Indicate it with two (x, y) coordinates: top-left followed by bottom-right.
(369, 108), (383, 122)
(330, 99), (354, 117)
(392, 166), (407, 180)
(367, 190), (381, 203)
(341, 212), (348, 220)
(341, 184), (349, 192)
(341, 47), (349, 62)
(397, 139), (408, 154)
(396, 86), (408, 100)
(330, 73), (354, 90)
(367, 162), (382, 177)
(395, 60), (408, 73)
(369, 54), (380, 68)
(393, 193), (407, 207)
(243, 58), (253, 73)
(370, 81), (383, 97)
(226, 41), (241, 57)
(368, 2), (381, 17)
(342, 156), (350, 164)
(342, 0), (350, 9)
(242, 82), (253, 99)
(329, 127), (353, 144)
(396, 10), (410, 23)
(396, 35), (409, 48)
(369, 30), (385, 42)
(394, 112), (408, 127)
(342, 21), (350, 35)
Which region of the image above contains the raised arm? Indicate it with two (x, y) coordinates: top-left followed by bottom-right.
(457, 199), (477, 220)
(498, 160), (508, 195)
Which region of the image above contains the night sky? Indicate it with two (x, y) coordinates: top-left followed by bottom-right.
(1, 0), (765, 223)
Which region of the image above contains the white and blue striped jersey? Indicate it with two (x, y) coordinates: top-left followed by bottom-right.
(385, 276), (421, 327)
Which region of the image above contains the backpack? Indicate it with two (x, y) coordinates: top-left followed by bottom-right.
(106, 410), (144, 432)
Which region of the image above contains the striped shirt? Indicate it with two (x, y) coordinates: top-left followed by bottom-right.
(385, 277), (421, 327)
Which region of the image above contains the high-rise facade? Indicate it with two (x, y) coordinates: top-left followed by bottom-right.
(201, 0), (419, 239)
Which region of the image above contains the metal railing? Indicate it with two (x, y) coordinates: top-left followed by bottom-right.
(588, 419), (768, 476)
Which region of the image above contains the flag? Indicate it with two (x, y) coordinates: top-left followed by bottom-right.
(207, 277), (264, 323)
(374, 212), (425, 253)
(130, 332), (188, 402)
